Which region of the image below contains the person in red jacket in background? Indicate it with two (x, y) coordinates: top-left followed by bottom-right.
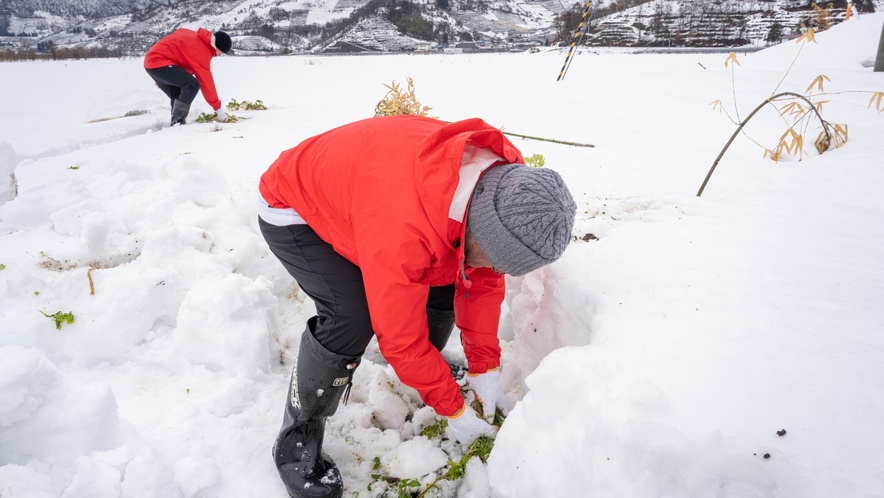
(144, 28), (231, 126)
(258, 115), (577, 498)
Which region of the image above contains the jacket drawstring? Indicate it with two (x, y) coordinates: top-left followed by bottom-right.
(461, 259), (472, 299)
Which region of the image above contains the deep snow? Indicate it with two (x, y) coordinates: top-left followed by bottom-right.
(1, 14), (883, 498)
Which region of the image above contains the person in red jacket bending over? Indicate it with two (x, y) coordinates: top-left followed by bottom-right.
(258, 115), (577, 498)
(144, 28), (231, 126)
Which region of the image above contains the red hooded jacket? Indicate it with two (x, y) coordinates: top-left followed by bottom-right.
(144, 28), (222, 110)
(259, 116), (524, 415)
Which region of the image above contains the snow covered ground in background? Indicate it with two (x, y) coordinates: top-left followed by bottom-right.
(1, 14), (883, 498)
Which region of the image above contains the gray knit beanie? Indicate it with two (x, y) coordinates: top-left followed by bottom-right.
(467, 164), (577, 276)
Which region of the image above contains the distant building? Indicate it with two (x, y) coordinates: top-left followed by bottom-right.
(325, 41), (378, 53)
(454, 42), (479, 51)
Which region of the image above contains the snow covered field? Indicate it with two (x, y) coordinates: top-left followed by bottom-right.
(1, 14), (883, 498)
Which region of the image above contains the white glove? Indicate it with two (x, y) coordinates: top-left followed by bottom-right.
(446, 403), (497, 445)
(466, 368), (508, 422)
(215, 107), (228, 122)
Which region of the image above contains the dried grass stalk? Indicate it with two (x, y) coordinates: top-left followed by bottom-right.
(374, 77), (433, 118)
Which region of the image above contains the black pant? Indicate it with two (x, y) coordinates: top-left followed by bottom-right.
(145, 66), (200, 105)
(259, 218), (454, 357)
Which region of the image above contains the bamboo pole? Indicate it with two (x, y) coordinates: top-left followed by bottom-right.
(502, 130), (595, 148)
(556, 0), (594, 82)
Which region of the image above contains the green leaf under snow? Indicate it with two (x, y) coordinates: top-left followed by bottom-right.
(39, 310), (75, 330)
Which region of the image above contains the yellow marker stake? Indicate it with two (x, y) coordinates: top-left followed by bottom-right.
(556, 0), (594, 82)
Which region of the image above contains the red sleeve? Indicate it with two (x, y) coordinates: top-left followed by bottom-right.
(192, 61), (221, 110)
(455, 267), (504, 373)
(353, 220), (464, 416)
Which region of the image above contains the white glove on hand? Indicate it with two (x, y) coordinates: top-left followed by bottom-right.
(466, 368), (508, 422)
(215, 107), (228, 122)
(446, 403), (496, 445)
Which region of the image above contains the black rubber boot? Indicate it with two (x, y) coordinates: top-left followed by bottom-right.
(170, 99), (190, 126)
(273, 317), (360, 498)
(427, 307), (455, 352)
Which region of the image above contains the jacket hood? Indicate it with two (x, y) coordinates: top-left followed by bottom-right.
(414, 118), (523, 246)
(196, 27), (214, 49)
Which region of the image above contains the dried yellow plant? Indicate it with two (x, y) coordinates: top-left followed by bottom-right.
(699, 19), (871, 196)
(812, 2), (833, 31)
(796, 27), (816, 44)
(714, 48), (846, 164)
(868, 92), (884, 112)
(778, 101), (805, 118)
(805, 75), (830, 94)
(815, 123), (847, 154)
(724, 52), (740, 68)
(832, 124), (847, 146)
(763, 147), (785, 162)
(781, 128), (803, 153)
(764, 128), (805, 162)
(374, 77), (433, 118)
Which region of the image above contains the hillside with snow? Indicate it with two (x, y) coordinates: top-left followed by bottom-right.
(1, 11), (884, 498)
(1, 0), (882, 54)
